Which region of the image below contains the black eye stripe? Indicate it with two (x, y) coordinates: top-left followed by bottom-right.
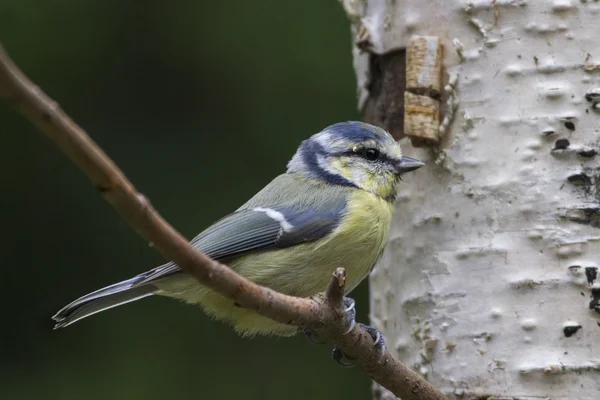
(335, 148), (394, 164)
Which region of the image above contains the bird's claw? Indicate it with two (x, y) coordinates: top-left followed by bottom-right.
(332, 322), (387, 367)
(305, 296), (356, 344)
(304, 328), (327, 345)
(343, 297), (356, 334)
(332, 346), (357, 367)
(331, 296), (359, 367)
(359, 323), (387, 360)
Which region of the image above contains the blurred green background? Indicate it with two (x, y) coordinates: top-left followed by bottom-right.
(0, 1), (370, 399)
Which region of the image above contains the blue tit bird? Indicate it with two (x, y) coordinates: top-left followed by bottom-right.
(52, 121), (423, 340)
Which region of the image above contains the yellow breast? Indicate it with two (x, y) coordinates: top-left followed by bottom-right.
(321, 189), (394, 293)
(227, 189), (393, 295)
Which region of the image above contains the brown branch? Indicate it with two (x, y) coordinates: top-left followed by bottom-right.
(0, 43), (447, 400)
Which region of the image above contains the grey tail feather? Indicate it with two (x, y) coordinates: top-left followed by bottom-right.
(52, 277), (157, 329)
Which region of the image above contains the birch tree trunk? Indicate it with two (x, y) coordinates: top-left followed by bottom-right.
(340, 1), (600, 398)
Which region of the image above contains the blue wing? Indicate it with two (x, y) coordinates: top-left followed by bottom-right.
(135, 175), (348, 284)
(193, 206), (344, 259)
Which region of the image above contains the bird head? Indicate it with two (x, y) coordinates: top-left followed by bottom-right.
(287, 121), (424, 202)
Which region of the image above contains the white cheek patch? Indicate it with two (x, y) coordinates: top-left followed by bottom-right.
(316, 153), (344, 178)
(253, 207), (294, 232)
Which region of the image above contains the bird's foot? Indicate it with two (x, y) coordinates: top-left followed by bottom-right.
(306, 296), (386, 367)
(332, 322), (387, 368)
(304, 296), (356, 345)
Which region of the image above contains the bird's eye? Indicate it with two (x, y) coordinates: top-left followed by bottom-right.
(364, 148), (380, 161)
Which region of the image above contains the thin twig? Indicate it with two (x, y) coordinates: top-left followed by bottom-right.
(0, 43), (447, 400)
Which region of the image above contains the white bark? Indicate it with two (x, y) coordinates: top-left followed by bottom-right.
(341, 1), (600, 399)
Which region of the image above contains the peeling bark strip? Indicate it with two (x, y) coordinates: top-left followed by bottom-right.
(404, 91), (440, 147)
(406, 36), (443, 98)
(403, 36), (443, 147)
(342, 0), (600, 399)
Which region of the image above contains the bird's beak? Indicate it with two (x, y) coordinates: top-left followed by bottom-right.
(395, 156), (425, 174)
